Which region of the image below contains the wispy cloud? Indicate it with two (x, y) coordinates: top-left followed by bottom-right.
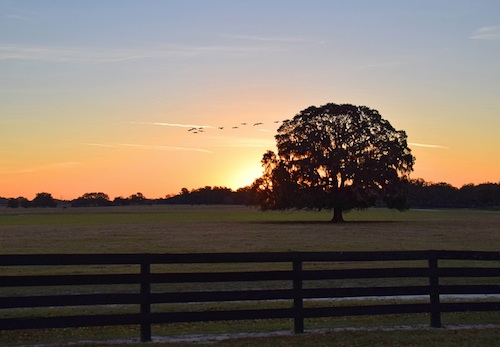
(230, 138), (275, 148)
(0, 42), (281, 64)
(222, 34), (325, 44)
(5, 14), (30, 21)
(0, 44), (195, 64)
(85, 142), (212, 154)
(470, 26), (500, 40)
(207, 136), (275, 148)
(409, 142), (449, 149)
(0, 161), (81, 175)
(120, 143), (212, 153)
(347, 55), (421, 71)
(130, 121), (213, 129)
(84, 143), (120, 148)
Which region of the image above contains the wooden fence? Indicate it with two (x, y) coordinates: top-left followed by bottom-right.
(1, 250), (499, 342)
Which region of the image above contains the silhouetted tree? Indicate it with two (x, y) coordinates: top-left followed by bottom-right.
(406, 180), (500, 209)
(113, 196), (130, 206)
(162, 186), (253, 205)
(458, 182), (500, 208)
(72, 192), (111, 207)
(18, 197), (31, 208)
(128, 192), (148, 205)
(235, 186), (254, 205)
(7, 198), (19, 208)
(253, 103), (415, 222)
(410, 180), (461, 208)
(32, 192), (57, 208)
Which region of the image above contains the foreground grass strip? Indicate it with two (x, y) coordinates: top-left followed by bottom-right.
(1, 310), (500, 345)
(2, 325), (500, 346)
(186, 326), (500, 347)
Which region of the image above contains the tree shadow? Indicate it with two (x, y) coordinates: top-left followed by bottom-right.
(252, 220), (401, 225)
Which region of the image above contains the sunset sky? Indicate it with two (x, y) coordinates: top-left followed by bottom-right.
(1, 0), (499, 200)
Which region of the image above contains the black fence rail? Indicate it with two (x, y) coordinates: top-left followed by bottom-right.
(1, 250), (499, 342)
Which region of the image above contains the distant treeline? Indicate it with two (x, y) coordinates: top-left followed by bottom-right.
(407, 180), (500, 209)
(1, 180), (499, 209)
(0, 186), (254, 209)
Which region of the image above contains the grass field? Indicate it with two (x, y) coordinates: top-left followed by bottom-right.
(1, 205), (499, 254)
(1, 205), (499, 346)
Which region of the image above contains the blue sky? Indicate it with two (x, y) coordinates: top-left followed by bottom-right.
(1, 0), (499, 199)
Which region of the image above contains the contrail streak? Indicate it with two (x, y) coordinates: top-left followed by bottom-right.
(85, 142), (212, 153)
(409, 142), (449, 149)
(130, 121), (213, 128)
(120, 143), (213, 153)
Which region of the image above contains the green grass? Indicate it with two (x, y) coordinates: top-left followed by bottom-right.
(1, 205), (499, 345)
(1, 206), (499, 254)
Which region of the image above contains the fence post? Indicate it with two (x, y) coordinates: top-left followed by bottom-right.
(292, 258), (304, 334)
(140, 258), (152, 342)
(428, 251), (442, 328)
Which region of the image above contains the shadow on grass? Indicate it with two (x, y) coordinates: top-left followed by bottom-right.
(251, 220), (401, 225)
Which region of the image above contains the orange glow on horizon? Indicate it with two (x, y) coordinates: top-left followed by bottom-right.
(1, 98), (498, 200)
(1, 157), (498, 201)
(1, 122), (499, 201)
(223, 162), (264, 191)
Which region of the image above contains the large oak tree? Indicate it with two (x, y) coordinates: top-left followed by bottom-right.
(253, 103), (415, 222)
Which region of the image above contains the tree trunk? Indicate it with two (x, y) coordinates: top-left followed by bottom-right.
(331, 207), (344, 223)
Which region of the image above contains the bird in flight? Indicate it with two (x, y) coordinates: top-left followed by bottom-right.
(253, 122), (263, 126)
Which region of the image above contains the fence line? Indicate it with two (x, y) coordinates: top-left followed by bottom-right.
(1, 250), (499, 342)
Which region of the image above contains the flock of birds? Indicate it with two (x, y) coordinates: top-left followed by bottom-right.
(187, 120), (282, 134)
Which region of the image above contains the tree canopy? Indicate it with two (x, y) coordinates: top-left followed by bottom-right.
(31, 192), (58, 208)
(253, 103), (415, 222)
(71, 192), (111, 207)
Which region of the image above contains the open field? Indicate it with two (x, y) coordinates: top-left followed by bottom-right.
(0, 205), (499, 254)
(1, 206), (499, 346)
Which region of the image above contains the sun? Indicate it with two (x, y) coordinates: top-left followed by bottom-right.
(225, 162), (264, 190)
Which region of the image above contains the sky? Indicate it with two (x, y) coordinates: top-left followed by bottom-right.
(1, 0), (499, 200)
